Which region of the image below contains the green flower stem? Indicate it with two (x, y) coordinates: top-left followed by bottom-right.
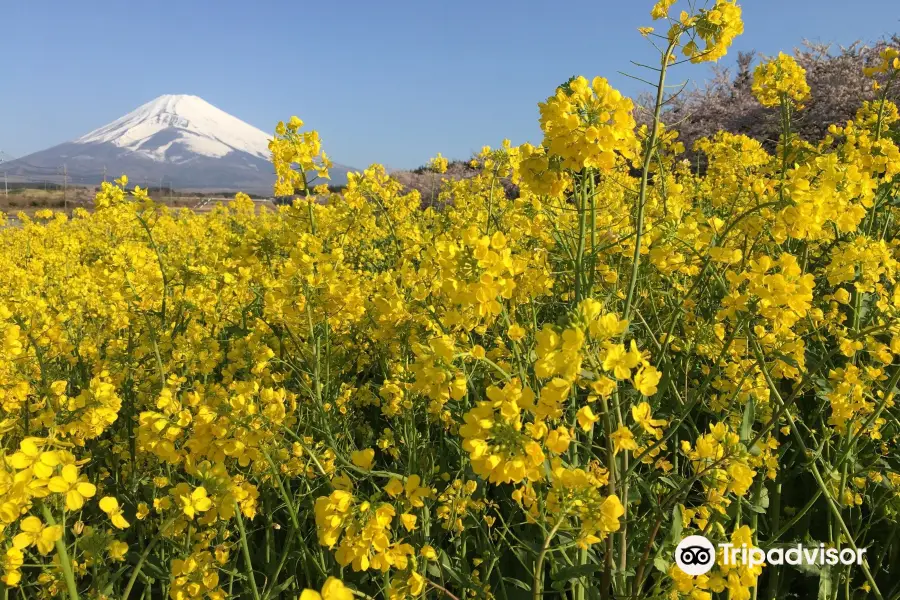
(41, 505), (79, 600)
(533, 517), (566, 600)
(769, 488), (820, 543)
(766, 482), (784, 600)
(262, 451), (300, 530)
(134, 210), (169, 324)
(122, 515), (178, 600)
(574, 174), (589, 302)
(235, 502), (262, 600)
(300, 171), (317, 236)
(631, 515), (664, 598)
(622, 41), (676, 322)
(276, 421), (406, 482)
(751, 337), (884, 600)
(427, 579), (462, 600)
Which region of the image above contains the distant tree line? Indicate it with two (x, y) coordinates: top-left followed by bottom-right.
(391, 36), (900, 197)
(638, 36), (900, 162)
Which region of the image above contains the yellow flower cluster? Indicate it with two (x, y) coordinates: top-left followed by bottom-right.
(681, 423), (758, 508)
(2, 3), (900, 599)
(270, 116), (333, 195)
(537, 76), (639, 172)
(752, 52), (811, 108)
(460, 380), (544, 483)
(546, 464), (624, 548)
(314, 490), (414, 572)
(650, 0), (744, 63)
(686, 0), (744, 63)
(428, 153), (449, 174)
(863, 46), (900, 77)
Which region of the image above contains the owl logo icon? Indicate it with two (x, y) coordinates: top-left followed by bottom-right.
(675, 535), (716, 576)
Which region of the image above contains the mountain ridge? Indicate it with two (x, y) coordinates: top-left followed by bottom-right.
(1, 95), (350, 193)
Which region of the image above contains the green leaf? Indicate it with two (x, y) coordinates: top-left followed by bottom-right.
(667, 505), (683, 545)
(788, 554), (822, 576)
(551, 563), (601, 584)
(268, 576), (296, 597)
(439, 551), (468, 587)
(653, 556), (671, 573)
(503, 577), (532, 591)
(628, 485), (643, 503)
(658, 476), (679, 489)
(817, 567), (833, 600)
(773, 352), (800, 369)
(141, 556), (168, 579)
(740, 396), (755, 443)
(634, 476), (656, 502)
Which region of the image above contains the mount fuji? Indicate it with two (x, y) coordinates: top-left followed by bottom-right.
(2, 95), (350, 193)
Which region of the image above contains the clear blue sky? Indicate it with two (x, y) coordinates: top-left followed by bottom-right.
(1, 0), (897, 170)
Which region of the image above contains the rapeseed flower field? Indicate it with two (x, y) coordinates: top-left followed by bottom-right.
(1, 2), (899, 599)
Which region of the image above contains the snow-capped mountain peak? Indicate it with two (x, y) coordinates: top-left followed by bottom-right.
(75, 94), (273, 162)
(4, 95), (351, 192)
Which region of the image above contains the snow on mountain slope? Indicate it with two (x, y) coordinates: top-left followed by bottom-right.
(3, 95), (352, 191)
(75, 94), (272, 162)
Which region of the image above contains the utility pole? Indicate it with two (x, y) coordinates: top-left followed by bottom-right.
(3, 171), (7, 198)
(63, 163), (68, 214)
(103, 165), (107, 183)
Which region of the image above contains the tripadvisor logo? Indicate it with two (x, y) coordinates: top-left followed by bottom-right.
(675, 535), (868, 576)
(675, 536), (716, 576)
